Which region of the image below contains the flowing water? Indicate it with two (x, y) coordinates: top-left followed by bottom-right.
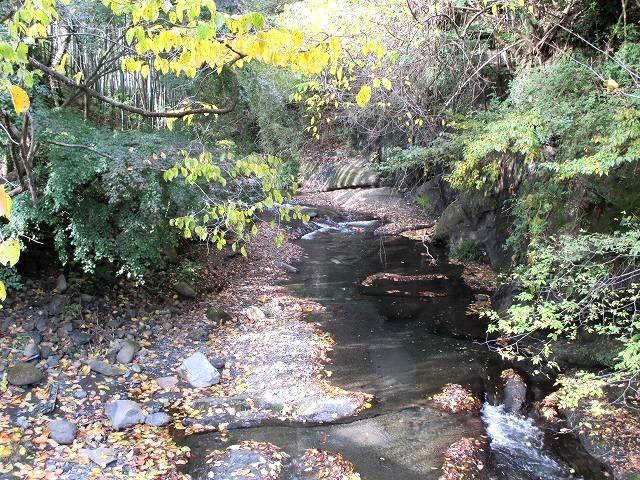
(184, 212), (606, 479)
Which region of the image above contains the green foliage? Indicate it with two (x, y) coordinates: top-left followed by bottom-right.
(488, 217), (640, 404)
(164, 140), (308, 254)
(174, 258), (203, 285)
(449, 240), (485, 263)
(415, 195), (433, 215)
(4, 110), (198, 280)
(0, 266), (23, 291)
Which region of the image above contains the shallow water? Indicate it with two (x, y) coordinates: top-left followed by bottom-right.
(184, 217), (603, 479)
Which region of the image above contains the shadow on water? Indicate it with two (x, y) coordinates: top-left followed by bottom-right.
(182, 218), (608, 480)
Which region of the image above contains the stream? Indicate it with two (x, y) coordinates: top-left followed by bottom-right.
(184, 212), (607, 479)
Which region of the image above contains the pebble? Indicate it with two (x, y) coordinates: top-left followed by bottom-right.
(23, 339), (40, 358)
(73, 389), (87, 399)
(145, 412), (171, 427)
(16, 416), (30, 429)
(48, 419), (77, 445)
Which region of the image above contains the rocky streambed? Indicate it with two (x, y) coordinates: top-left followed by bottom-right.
(0, 199), (624, 479)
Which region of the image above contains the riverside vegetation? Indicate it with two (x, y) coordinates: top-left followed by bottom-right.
(0, 0), (639, 479)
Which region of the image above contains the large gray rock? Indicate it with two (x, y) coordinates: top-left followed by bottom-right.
(433, 191), (509, 268)
(7, 363), (43, 386)
(105, 399), (145, 430)
(116, 340), (137, 364)
(175, 281), (196, 298)
(48, 419), (77, 444)
(179, 352), (220, 388)
(500, 369), (527, 414)
(88, 360), (125, 377)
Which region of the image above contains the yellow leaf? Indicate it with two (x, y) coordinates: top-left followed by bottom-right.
(603, 78), (619, 90)
(491, 4), (498, 15)
(0, 281), (6, 301)
(0, 185), (11, 220)
(381, 78), (392, 90)
(356, 85), (372, 108)
(0, 239), (20, 267)
(8, 85), (30, 114)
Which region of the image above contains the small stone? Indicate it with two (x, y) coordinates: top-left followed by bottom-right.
(210, 357), (226, 370)
(70, 331), (91, 346)
(40, 344), (54, 359)
(80, 293), (94, 303)
(47, 356), (59, 368)
(48, 419), (77, 445)
(105, 400), (145, 430)
(88, 360), (125, 377)
(276, 261), (299, 273)
(81, 447), (117, 467)
(164, 246), (179, 264)
(116, 340), (137, 364)
(73, 390), (87, 399)
(48, 294), (70, 316)
(474, 293), (491, 302)
(178, 352), (220, 388)
(206, 306), (231, 323)
(35, 317), (50, 333)
(242, 306), (266, 322)
(23, 339), (40, 358)
(56, 274), (68, 293)
(16, 416), (30, 429)
(7, 363), (43, 386)
(155, 376), (178, 389)
(145, 412), (171, 427)
(130, 364), (141, 373)
(175, 281), (196, 299)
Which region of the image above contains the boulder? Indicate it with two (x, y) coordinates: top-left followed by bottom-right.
(56, 274), (68, 293)
(116, 340), (137, 364)
(206, 306), (231, 323)
(500, 369), (527, 414)
(145, 412), (171, 427)
(48, 419), (77, 445)
(7, 363), (43, 386)
(105, 399), (145, 430)
(242, 306), (266, 322)
(178, 352), (220, 388)
(175, 281), (196, 298)
(88, 360), (125, 377)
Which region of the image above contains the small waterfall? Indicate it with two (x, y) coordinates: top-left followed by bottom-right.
(482, 403), (578, 480)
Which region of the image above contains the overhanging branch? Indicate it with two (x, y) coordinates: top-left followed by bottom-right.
(29, 56), (241, 118)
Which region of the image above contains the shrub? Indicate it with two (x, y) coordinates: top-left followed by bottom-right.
(4, 110), (199, 280)
(449, 241), (485, 262)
